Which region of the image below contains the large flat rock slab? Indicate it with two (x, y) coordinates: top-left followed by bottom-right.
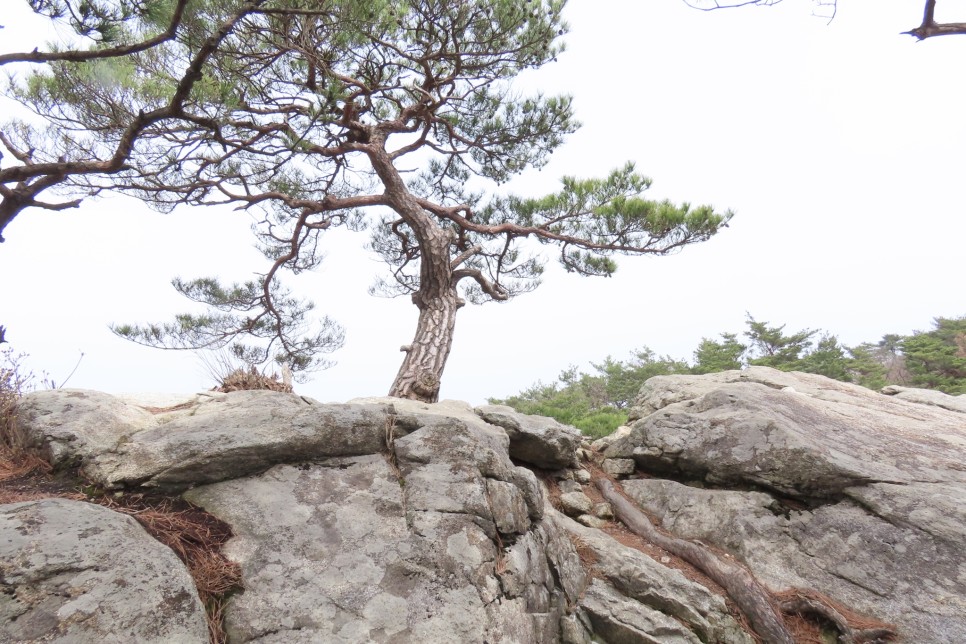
(16, 389), (392, 490)
(0, 498), (208, 643)
(16, 391), (579, 493)
(607, 367), (966, 498)
(474, 404), (582, 469)
(881, 385), (966, 414)
(352, 397), (583, 470)
(627, 366), (949, 418)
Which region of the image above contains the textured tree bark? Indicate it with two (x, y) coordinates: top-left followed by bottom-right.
(388, 286), (462, 402)
(386, 211), (465, 402)
(597, 478), (795, 644)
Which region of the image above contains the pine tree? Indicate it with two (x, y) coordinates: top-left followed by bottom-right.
(901, 317), (966, 394)
(3, 0), (731, 400)
(845, 343), (890, 390)
(797, 334), (850, 381)
(691, 332), (746, 374)
(744, 315), (817, 370)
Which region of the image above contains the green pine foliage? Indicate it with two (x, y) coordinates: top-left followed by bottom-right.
(111, 277), (343, 380)
(489, 349), (691, 438)
(692, 333), (746, 374)
(843, 343), (890, 390)
(494, 314), (966, 438)
(589, 350), (691, 409)
(743, 315), (818, 370)
(901, 317), (966, 394)
(491, 373), (616, 437)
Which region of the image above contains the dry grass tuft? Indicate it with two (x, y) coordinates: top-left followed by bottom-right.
(783, 611), (828, 644)
(1, 347), (54, 490)
(213, 366), (293, 393)
(0, 442), (50, 483)
(1, 347), (32, 449)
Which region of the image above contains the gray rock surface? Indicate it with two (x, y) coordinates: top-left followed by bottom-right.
(602, 457), (635, 477)
(609, 367), (966, 642)
(590, 424), (632, 452)
(559, 491), (593, 517)
(575, 514), (608, 529)
(16, 389), (392, 490)
(184, 408), (587, 643)
(16, 391), (583, 494)
(0, 498), (208, 643)
(592, 502), (614, 520)
(607, 367), (966, 499)
(559, 612), (594, 644)
(881, 384), (966, 413)
(581, 579), (702, 644)
(475, 404), (581, 468)
(624, 478), (966, 642)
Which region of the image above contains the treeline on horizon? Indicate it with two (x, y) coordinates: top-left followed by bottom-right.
(489, 315), (966, 438)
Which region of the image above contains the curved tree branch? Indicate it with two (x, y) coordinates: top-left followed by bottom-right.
(0, 0), (269, 241)
(0, 0), (190, 65)
(413, 196), (724, 257)
(452, 268), (509, 301)
(904, 0), (966, 39)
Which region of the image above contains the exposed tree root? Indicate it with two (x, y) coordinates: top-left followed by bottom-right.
(599, 477), (795, 644)
(597, 477), (897, 644)
(777, 589), (896, 644)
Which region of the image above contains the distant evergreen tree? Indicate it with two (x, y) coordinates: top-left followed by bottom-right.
(901, 317), (966, 394)
(590, 349), (691, 409)
(846, 334), (908, 390)
(845, 343), (891, 390)
(490, 369), (621, 439)
(692, 333), (746, 374)
(744, 315), (817, 369)
(877, 334), (910, 384)
(490, 348), (689, 437)
(797, 334), (851, 381)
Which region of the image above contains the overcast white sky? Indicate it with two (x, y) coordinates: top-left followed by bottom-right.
(2, 1), (964, 405)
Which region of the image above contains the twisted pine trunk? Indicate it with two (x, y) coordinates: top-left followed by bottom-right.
(367, 140), (464, 403)
(383, 187), (463, 403)
(388, 285), (462, 402)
